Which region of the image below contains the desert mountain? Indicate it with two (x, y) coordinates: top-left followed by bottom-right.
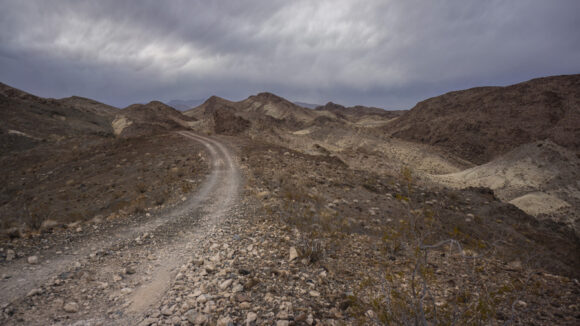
(186, 92), (323, 126)
(185, 92), (404, 137)
(387, 74), (580, 164)
(315, 102), (405, 126)
(113, 101), (196, 137)
(0, 82), (206, 236)
(0, 83), (117, 155)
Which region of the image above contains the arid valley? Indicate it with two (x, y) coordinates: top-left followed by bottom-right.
(2, 1), (580, 325)
(1, 74), (579, 325)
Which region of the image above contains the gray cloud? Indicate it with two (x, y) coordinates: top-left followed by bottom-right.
(1, 0), (579, 108)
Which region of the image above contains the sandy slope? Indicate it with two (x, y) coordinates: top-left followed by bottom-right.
(427, 141), (580, 227)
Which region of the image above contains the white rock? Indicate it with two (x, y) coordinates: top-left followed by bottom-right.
(219, 279), (233, 290)
(289, 247), (299, 261)
(246, 311), (258, 324)
(120, 287), (133, 295)
(276, 321), (289, 326)
(27, 256), (39, 264)
(309, 290), (320, 297)
(232, 284), (244, 293)
(63, 302), (79, 313)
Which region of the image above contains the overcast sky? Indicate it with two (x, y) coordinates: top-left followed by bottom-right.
(1, 0), (579, 109)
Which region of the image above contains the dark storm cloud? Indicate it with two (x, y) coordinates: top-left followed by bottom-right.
(1, 0), (579, 108)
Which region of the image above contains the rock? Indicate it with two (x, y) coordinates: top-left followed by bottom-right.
(210, 253), (221, 263)
(507, 260), (523, 271)
(5, 249), (15, 261)
(26, 288), (42, 297)
(192, 289), (202, 297)
(244, 278), (259, 290)
(216, 316), (233, 326)
(125, 266), (137, 275)
(329, 307), (342, 318)
(289, 247), (299, 261)
(185, 310), (208, 325)
(246, 312), (258, 324)
(232, 283), (244, 293)
(63, 302), (79, 313)
(517, 300), (527, 308)
(205, 262), (216, 273)
(295, 313), (307, 322)
(309, 290), (320, 297)
(256, 191), (270, 200)
(238, 268), (251, 275)
(235, 293), (251, 302)
(239, 302), (251, 309)
(161, 307), (173, 316)
(306, 314), (314, 325)
(276, 321), (289, 326)
(219, 279), (233, 290)
(197, 294), (209, 304)
(184, 310), (197, 323)
(121, 287), (133, 295)
(277, 310), (289, 320)
(27, 255), (39, 264)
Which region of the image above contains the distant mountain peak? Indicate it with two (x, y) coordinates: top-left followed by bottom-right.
(250, 92), (288, 103)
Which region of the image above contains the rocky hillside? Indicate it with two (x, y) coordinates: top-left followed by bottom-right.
(0, 83), (117, 155)
(0, 83), (207, 236)
(185, 93), (404, 135)
(114, 101), (196, 137)
(387, 74), (580, 164)
(315, 102), (404, 124)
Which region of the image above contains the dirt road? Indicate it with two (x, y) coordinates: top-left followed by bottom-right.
(0, 131), (241, 325)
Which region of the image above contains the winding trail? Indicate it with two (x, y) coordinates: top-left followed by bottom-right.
(0, 132), (241, 325)
(124, 132), (240, 320)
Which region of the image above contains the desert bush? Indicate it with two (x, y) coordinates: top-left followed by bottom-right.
(297, 233), (325, 264)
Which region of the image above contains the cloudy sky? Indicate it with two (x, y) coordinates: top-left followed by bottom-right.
(1, 0), (579, 109)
